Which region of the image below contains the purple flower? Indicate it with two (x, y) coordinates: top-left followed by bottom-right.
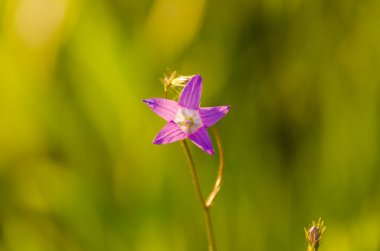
(143, 75), (230, 155)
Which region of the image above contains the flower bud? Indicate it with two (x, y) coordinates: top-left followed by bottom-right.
(171, 75), (193, 86)
(161, 71), (194, 99)
(304, 218), (326, 251)
(307, 226), (320, 246)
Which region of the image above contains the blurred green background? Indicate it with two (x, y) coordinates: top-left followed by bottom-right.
(1, 0), (380, 250)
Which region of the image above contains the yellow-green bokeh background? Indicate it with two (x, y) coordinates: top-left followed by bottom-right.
(1, 0), (380, 250)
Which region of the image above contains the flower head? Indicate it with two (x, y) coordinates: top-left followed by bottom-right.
(143, 75), (230, 155)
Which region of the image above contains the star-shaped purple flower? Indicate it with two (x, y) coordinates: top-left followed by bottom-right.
(143, 75), (230, 155)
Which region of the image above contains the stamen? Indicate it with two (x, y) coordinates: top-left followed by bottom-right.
(174, 107), (202, 134)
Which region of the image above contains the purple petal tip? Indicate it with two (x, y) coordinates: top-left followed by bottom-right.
(207, 149), (215, 155)
(143, 99), (156, 110)
(142, 99), (152, 105)
(153, 138), (164, 145)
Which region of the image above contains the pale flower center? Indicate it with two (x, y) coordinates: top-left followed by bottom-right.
(174, 107), (202, 134)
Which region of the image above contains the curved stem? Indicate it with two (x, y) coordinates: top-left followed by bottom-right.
(206, 127), (224, 208)
(180, 140), (217, 251)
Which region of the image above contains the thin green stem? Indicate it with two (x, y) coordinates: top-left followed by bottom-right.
(204, 207), (216, 251)
(180, 140), (206, 207)
(180, 140), (217, 251)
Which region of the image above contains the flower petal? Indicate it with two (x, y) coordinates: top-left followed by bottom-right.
(188, 127), (214, 155)
(153, 121), (187, 144)
(143, 98), (179, 121)
(178, 75), (202, 109)
(199, 106), (230, 127)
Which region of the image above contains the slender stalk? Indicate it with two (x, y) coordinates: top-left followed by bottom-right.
(180, 140), (206, 207)
(307, 246), (318, 251)
(204, 207), (216, 251)
(180, 140), (217, 251)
